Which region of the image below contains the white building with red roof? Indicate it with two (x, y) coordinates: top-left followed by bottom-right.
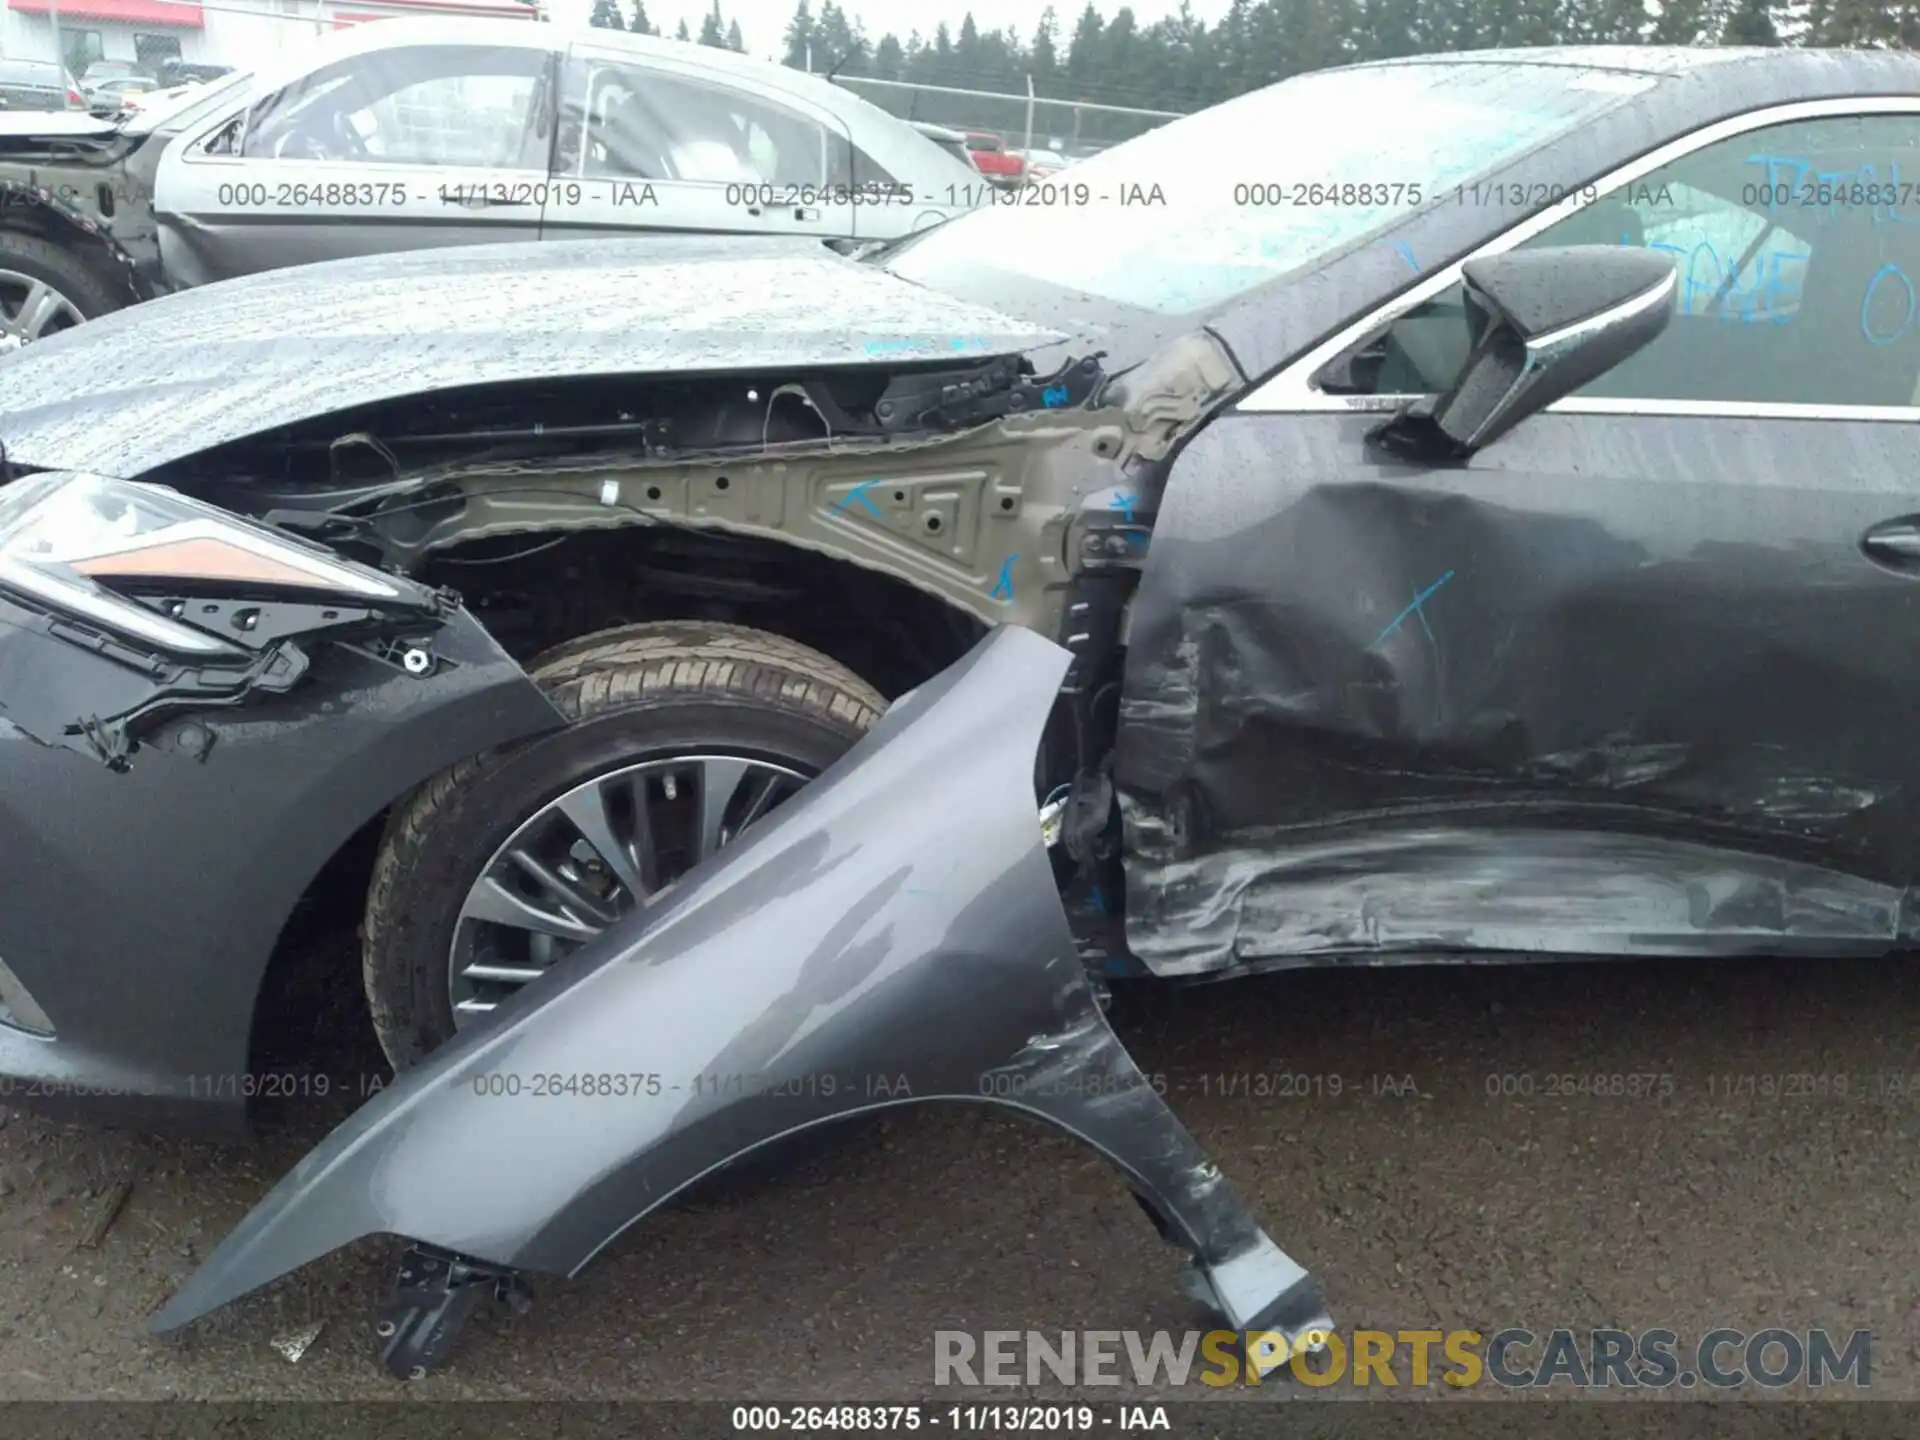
(1, 0), (541, 87)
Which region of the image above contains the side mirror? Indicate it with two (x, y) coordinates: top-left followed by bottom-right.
(1393, 244), (1678, 455)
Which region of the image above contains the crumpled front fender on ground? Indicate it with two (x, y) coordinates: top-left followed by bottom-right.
(153, 624), (1331, 1374)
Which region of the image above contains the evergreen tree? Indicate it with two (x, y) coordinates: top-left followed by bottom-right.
(1648, 0), (1715, 42)
(689, 0), (1915, 138)
(815, 1), (870, 74)
(1721, 0), (1780, 41)
(1065, 4), (1103, 96)
(783, 0), (814, 67)
(629, 0), (654, 33)
(589, 0), (625, 28)
(675, 16), (691, 40)
(1030, 7), (1060, 89)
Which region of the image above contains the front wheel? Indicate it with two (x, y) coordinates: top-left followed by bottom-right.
(362, 621), (886, 1070)
(0, 232), (127, 350)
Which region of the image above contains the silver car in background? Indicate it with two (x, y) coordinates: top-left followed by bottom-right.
(0, 59), (78, 113)
(0, 18), (980, 342)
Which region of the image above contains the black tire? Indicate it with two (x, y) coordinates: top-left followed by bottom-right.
(0, 231), (128, 339)
(362, 620), (886, 1070)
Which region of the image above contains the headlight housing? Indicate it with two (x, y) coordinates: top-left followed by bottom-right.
(0, 472), (404, 660)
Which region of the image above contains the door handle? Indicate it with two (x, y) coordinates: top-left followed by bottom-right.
(1862, 520), (1920, 566)
(793, 206), (820, 222)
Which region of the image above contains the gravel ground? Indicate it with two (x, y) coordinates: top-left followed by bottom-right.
(0, 934), (1915, 1404)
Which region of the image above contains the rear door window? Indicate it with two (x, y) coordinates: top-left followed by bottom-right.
(561, 58), (842, 187)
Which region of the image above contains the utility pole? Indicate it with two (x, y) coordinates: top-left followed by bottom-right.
(49, 0), (67, 105)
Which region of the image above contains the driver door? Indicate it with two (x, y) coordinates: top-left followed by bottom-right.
(1118, 104), (1920, 976)
(153, 41), (559, 288)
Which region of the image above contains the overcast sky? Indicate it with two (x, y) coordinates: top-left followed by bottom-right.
(546, 0), (1232, 62)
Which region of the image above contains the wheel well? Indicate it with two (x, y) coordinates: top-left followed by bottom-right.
(0, 200), (142, 306)
(244, 523), (985, 1093)
(417, 522), (987, 700)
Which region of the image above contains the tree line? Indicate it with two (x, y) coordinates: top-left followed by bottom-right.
(587, 0), (1920, 144)
(588, 0), (745, 51)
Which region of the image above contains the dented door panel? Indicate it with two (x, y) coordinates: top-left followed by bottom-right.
(153, 626), (1332, 1374)
(1119, 408), (1920, 976)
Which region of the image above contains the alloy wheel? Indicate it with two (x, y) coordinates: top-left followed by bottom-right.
(0, 271), (86, 351)
(447, 753), (808, 1022)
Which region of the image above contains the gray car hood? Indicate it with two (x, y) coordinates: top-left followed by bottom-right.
(0, 235), (1062, 477)
(0, 112), (123, 140)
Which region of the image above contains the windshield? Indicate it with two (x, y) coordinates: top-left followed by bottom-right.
(884, 60), (1658, 317)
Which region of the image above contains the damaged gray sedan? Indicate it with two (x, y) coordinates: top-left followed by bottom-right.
(1, 42), (1918, 1377)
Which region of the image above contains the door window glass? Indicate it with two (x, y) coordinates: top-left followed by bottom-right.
(1322, 113), (1920, 408)
(235, 45), (550, 169)
(560, 58), (839, 187)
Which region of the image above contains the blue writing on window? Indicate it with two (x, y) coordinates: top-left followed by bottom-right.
(1861, 262), (1917, 346)
(1744, 153), (1917, 229)
(1644, 236), (1810, 324)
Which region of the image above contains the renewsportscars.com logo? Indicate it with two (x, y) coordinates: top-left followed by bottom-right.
(933, 1327), (1872, 1389)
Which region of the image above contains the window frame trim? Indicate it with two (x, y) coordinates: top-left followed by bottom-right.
(563, 44), (848, 190)
(184, 42), (557, 167)
(1238, 94), (1920, 422)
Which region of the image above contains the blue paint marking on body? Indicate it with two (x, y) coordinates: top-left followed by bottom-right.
(1393, 241), (1420, 273)
(991, 554), (1018, 602)
(1367, 570), (1456, 650)
(864, 336), (995, 357)
(1042, 384), (1071, 407)
(836, 478), (884, 518)
(1862, 262), (1918, 346)
(1110, 491), (1138, 523)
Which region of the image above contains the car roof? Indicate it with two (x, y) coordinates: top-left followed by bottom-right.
(1355, 42), (1920, 81)
(0, 59), (63, 77)
(269, 15), (924, 132)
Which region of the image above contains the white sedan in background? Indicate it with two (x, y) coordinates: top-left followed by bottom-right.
(0, 17), (981, 336)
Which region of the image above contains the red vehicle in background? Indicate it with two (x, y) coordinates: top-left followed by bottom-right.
(963, 131), (1027, 186)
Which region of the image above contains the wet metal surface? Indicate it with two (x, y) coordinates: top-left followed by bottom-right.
(1119, 409), (1920, 976)
(0, 236), (1062, 477)
(155, 627), (1327, 1359)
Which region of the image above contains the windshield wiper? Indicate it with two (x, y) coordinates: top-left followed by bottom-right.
(855, 216), (953, 266)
